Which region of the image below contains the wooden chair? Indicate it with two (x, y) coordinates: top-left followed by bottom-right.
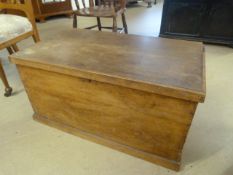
(0, 0), (40, 97)
(73, 0), (128, 33)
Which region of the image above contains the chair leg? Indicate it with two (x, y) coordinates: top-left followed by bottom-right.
(32, 35), (37, 43)
(6, 47), (14, 55)
(12, 44), (19, 52)
(0, 61), (12, 97)
(121, 13), (128, 34)
(112, 17), (117, 32)
(97, 17), (102, 31)
(32, 32), (40, 43)
(73, 14), (78, 28)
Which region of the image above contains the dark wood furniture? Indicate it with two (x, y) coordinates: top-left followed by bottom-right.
(31, 0), (73, 22)
(0, 0), (40, 96)
(10, 29), (205, 171)
(73, 0), (128, 33)
(160, 0), (233, 46)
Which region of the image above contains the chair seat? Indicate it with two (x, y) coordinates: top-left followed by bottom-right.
(75, 6), (122, 17)
(0, 14), (32, 44)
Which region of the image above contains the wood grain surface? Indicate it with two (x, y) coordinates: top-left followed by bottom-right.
(10, 30), (206, 171)
(18, 65), (198, 171)
(10, 29), (205, 102)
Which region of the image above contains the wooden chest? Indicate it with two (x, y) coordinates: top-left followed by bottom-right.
(10, 30), (206, 171)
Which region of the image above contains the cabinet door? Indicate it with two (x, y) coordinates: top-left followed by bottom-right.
(203, 0), (233, 41)
(160, 0), (207, 37)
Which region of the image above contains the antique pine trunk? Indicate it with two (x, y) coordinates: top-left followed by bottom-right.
(10, 30), (206, 171)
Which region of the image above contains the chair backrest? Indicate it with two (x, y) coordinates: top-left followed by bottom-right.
(74, 0), (126, 10)
(0, 0), (40, 42)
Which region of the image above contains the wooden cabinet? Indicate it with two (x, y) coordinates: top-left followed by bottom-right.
(160, 0), (233, 46)
(31, 0), (73, 22)
(202, 1), (233, 41)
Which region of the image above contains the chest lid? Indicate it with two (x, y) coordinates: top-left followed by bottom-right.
(10, 29), (206, 102)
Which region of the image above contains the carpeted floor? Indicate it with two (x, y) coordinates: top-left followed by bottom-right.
(1, 1), (233, 175)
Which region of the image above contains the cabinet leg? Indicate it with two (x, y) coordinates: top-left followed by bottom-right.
(66, 13), (73, 18)
(38, 17), (46, 23)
